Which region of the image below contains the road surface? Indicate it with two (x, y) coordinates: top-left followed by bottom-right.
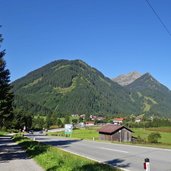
(0, 136), (44, 171)
(28, 135), (171, 171)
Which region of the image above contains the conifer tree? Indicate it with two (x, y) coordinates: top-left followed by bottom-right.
(0, 32), (14, 128)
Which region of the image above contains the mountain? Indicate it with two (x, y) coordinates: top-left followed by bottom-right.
(12, 60), (171, 117)
(126, 73), (171, 117)
(113, 71), (142, 86)
(12, 60), (139, 116)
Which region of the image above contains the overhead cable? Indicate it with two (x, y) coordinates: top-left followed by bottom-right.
(145, 0), (171, 37)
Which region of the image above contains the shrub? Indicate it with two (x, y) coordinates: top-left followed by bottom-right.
(136, 135), (146, 144)
(148, 132), (161, 143)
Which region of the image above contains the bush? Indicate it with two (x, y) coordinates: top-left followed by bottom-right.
(148, 132), (161, 143)
(136, 135), (147, 144)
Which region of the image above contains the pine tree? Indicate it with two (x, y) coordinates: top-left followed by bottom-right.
(0, 32), (14, 128)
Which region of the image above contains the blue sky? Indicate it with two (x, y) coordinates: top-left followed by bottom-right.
(0, 0), (171, 89)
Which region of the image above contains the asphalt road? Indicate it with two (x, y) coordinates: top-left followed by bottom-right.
(29, 135), (171, 171)
(0, 136), (44, 171)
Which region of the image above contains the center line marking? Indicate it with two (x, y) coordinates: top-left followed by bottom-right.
(100, 147), (129, 153)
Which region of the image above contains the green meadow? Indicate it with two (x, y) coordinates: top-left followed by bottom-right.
(71, 127), (99, 140)
(132, 127), (171, 146)
(49, 127), (100, 140)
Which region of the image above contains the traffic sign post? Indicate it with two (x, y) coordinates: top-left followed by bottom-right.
(64, 124), (73, 137)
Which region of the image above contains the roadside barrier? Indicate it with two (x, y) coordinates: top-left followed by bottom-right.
(144, 158), (150, 171)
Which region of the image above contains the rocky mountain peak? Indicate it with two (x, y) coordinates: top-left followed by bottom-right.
(112, 71), (142, 86)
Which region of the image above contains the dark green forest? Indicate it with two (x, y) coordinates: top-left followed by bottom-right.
(12, 60), (141, 117)
(12, 59), (171, 118)
(126, 73), (171, 117)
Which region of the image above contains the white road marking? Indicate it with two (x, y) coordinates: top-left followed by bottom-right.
(84, 139), (171, 152)
(100, 147), (129, 153)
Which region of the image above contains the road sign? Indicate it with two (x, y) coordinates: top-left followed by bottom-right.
(65, 124), (73, 135)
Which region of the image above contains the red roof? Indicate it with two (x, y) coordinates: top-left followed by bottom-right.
(85, 121), (94, 124)
(98, 124), (132, 134)
(113, 118), (124, 121)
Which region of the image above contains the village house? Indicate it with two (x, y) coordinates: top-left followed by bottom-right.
(90, 115), (97, 120)
(90, 115), (105, 121)
(71, 114), (79, 117)
(135, 117), (141, 123)
(85, 121), (95, 126)
(79, 114), (85, 119)
(98, 124), (133, 142)
(97, 116), (105, 121)
(135, 115), (144, 123)
(113, 117), (124, 125)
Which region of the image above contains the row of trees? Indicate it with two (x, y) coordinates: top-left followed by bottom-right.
(11, 111), (70, 131)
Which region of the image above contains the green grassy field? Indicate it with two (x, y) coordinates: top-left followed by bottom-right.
(49, 127), (100, 140)
(132, 127), (171, 145)
(71, 127), (100, 140)
(13, 135), (121, 171)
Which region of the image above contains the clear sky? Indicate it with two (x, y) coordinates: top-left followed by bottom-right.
(0, 0), (171, 89)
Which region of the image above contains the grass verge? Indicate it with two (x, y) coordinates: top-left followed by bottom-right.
(0, 131), (7, 136)
(12, 134), (121, 171)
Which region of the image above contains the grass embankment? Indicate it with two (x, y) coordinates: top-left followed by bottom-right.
(0, 131), (7, 136)
(13, 135), (121, 171)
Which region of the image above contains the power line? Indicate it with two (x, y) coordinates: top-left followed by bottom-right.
(145, 0), (171, 37)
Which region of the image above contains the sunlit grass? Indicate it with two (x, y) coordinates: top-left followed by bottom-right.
(132, 127), (171, 146)
(0, 131), (7, 136)
(48, 127), (100, 140)
(13, 135), (121, 171)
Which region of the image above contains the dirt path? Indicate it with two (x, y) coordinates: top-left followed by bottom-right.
(0, 136), (44, 171)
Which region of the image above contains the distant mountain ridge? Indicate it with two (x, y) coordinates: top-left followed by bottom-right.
(113, 72), (142, 86)
(12, 60), (140, 116)
(12, 59), (171, 117)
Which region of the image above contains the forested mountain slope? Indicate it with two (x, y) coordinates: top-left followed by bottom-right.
(13, 60), (171, 117)
(12, 60), (139, 116)
(126, 73), (171, 117)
